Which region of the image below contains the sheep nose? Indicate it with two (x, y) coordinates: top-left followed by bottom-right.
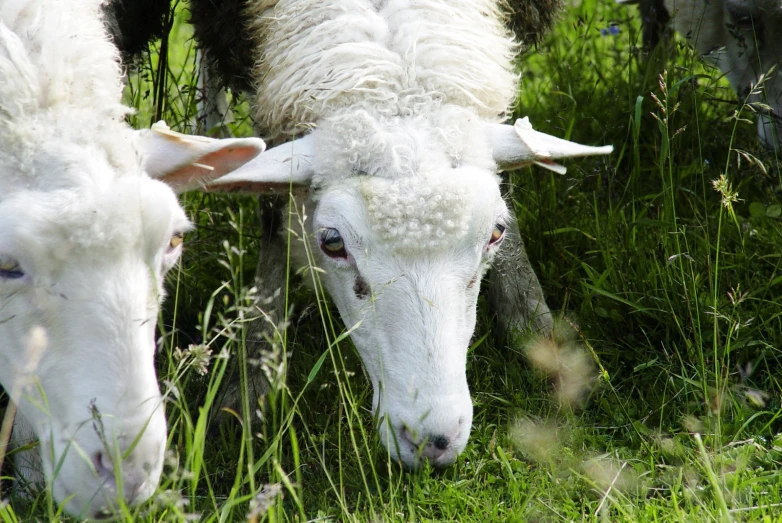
(400, 427), (459, 464)
(432, 435), (449, 451)
(92, 451), (156, 503)
(421, 435), (451, 460)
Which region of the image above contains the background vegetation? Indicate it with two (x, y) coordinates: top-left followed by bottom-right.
(3, 0), (782, 520)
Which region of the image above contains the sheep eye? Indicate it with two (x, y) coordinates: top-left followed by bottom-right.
(489, 223), (506, 245)
(169, 232), (184, 249)
(319, 228), (347, 258)
(0, 255), (24, 279)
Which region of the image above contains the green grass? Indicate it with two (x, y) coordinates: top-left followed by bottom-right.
(3, 0), (782, 520)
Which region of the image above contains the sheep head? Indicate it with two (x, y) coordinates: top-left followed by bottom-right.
(205, 109), (610, 468)
(0, 164), (187, 516)
(0, 111), (264, 522)
(0, 0), (266, 516)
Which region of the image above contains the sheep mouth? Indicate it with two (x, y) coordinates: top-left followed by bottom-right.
(54, 477), (119, 521)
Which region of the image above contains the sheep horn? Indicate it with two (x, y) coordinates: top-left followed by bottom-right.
(488, 117), (613, 174)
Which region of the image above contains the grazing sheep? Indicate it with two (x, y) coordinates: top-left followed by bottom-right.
(0, 0), (263, 517)
(189, 0), (566, 94)
(187, 0), (612, 468)
(621, 0), (781, 150)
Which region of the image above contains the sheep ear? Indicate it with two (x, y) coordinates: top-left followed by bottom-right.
(204, 134), (316, 194)
(138, 121), (267, 193)
(488, 118), (614, 174)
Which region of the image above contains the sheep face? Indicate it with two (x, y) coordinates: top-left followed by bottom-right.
(665, 0), (781, 149)
(301, 168), (508, 468)
(0, 151), (189, 517)
(208, 112), (611, 468)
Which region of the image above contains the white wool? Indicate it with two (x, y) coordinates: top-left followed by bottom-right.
(311, 105), (496, 185)
(0, 1), (124, 114)
(0, 0), (134, 191)
(360, 175), (470, 253)
(247, 0), (519, 141)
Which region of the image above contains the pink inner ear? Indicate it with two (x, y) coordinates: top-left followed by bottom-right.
(163, 145), (263, 187)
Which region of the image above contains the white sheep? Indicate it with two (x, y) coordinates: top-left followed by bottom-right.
(181, 0), (613, 469)
(0, 0), (263, 517)
(621, 0), (781, 150)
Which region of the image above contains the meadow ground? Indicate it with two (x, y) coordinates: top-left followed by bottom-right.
(2, 0), (782, 521)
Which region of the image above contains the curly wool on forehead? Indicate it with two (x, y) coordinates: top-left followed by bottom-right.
(359, 175), (483, 254)
(311, 105), (496, 186)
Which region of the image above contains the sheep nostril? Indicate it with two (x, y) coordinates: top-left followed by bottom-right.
(431, 435), (450, 451)
(92, 451), (114, 478)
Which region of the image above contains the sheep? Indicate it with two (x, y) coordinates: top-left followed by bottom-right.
(0, 0), (264, 517)
(620, 0), (781, 150)
(182, 0), (613, 469)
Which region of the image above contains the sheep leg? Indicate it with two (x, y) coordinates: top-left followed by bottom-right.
(196, 50), (234, 138)
(486, 214), (553, 337)
(215, 197), (289, 419)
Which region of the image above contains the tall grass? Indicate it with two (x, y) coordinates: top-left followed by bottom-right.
(2, 0), (782, 520)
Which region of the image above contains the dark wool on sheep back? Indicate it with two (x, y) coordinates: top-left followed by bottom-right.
(102, 0), (173, 60)
(505, 0), (564, 45)
(637, 0), (671, 48)
(186, 0), (565, 94)
(187, 0), (256, 93)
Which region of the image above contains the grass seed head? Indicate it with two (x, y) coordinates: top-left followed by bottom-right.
(712, 174), (741, 210)
(525, 320), (596, 409)
(174, 344), (213, 376)
(741, 388), (769, 408)
(654, 434), (684, 457)
(247, 483), (282, 522)
(509, 418), (561, 463)
(682, 414), (705, 434)
(582, 456), (641, 495)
